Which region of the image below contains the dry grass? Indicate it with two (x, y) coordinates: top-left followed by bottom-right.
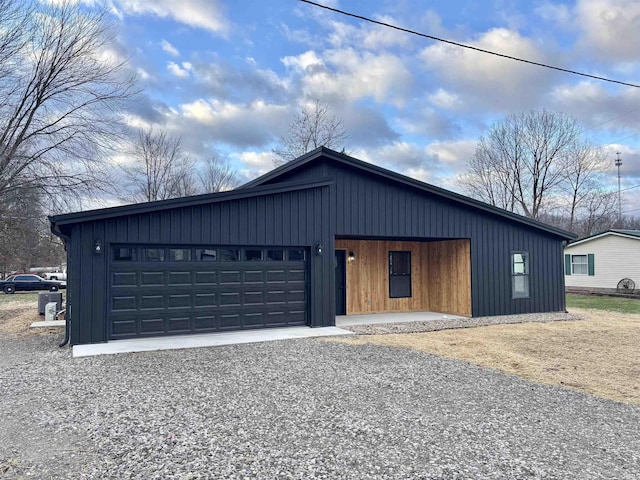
(0, 295), (59, 337)
(332, 308), (640, 405)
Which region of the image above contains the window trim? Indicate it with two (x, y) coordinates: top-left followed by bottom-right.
(511, 251), (530, 299)
(570, 254), (588, 276)
(389, 250), (412, 299)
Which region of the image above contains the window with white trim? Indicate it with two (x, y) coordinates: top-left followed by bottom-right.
(511, 252), (529, 299)
(571, 254), (588, 275)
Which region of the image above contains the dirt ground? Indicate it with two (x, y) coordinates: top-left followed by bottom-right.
(0, 295), (60, 337)
(332, 308), (640, 405)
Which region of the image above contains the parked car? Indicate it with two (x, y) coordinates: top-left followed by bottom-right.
(0, 274), (66, 294)
(44, 271), (67, 281)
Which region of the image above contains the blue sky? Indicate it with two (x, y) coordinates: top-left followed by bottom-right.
(98, 0), (640, 212)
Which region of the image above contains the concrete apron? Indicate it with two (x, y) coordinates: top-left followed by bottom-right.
(72, 326), (354, 358)
(72, 311), (464, 358)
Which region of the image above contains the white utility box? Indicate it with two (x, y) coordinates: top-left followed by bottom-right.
(45, 302), (58, 322)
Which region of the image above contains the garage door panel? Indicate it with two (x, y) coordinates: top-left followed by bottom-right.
(244, 270), (265, 283)
(168, 316), (190, 332)
(168, 271), (191, 285)
(113, 272), (137, 286)
(195, 271), (217, 284)
(195, 293), (217, 307)
(109, 245), (308, 339)
(112, 296), (136, 311)
(141, 318), (164, 334)
(141, 295), (164, 310)
(220, 313), (241, 329)
(220, 270), (241, 284)
(141, 271), (164, 286)
(194, 315), (217, 330)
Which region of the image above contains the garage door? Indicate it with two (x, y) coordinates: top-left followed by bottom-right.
(108, 245), (308, 340)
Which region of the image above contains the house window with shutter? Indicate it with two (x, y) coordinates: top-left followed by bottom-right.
(565, 254), (594, 276)
(571, 255), (588, 275)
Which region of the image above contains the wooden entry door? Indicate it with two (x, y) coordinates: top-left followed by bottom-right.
(335, 250), (346, 315)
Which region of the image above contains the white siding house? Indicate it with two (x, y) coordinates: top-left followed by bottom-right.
(564, 230), (640, 292)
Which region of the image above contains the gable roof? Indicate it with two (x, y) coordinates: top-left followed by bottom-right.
(566, 229), (640, 248)
(244, 146), (576, 240)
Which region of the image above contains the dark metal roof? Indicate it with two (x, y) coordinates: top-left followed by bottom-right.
(49, 178), (332, 227)
(610, 229), (640, 238)
(243, 146), (576, 240)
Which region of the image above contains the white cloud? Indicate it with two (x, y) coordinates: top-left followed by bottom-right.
(235, 151), (278, 181)
(161, 39), (180, 57)
(113, 0), (230, 36)
(283, 49), (413, 106)
(574, 0), (640, 61)
(534, 2), (572, 26)
(167, 61), (192, 78)
(420, 28), (555, 110)
(428, 89), (463, 110)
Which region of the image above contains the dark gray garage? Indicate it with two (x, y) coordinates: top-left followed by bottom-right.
(50, 147), (574, 346)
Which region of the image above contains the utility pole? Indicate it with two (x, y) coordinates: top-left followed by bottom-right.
(615, 152), (622, 224)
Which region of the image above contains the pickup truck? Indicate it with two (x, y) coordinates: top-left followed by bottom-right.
(44, 272), (67, 281)
(0, 274), (66, 294)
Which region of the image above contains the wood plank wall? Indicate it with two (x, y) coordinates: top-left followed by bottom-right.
(335, 239), (471, 317)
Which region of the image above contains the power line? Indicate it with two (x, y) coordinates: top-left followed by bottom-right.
(300, 0), (640, 89)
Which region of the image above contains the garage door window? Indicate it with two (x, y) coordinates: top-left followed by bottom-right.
(195, 249), (217, 261)
(169, 248), (191, 261)
(220, 248), (239, 261)
(288, 249), (305, 261)
(114, 247), (136, 261)
(143, 248), (165, 262)
(267, 249), (284, 261)
(244, 249), (263, 261)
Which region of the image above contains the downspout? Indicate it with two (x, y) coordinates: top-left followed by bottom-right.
(49, 220), (71, 347)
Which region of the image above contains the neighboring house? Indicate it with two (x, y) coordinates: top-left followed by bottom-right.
(50, 147), (574, 346)
(564, 229), (640, 293)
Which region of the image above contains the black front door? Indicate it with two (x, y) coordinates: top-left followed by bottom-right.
(335, 250), (346, 315)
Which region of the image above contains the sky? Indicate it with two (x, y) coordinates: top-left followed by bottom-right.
(95, 0), (640, 214)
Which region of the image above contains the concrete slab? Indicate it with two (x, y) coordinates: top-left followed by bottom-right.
(72, 326), (354, 358)
(336, 311), (467, 327)
(30, 320), (65, 328)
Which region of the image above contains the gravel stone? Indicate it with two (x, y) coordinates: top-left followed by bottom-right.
(1, 325), (638, 479)
(343, 312), (583, 335)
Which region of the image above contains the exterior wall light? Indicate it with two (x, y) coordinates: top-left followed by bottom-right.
(315, 242), (323, 256)
(348, 251), (355, 263)
(94, 240), (103, 255)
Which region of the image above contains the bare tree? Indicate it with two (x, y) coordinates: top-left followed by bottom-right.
(0, 0), (136, 206)
(121, 128), (196, 203)
(559, 142), (611, 231)
(462, 109), (597, 220)
(273, 99), (348, 164)
(199, 157), (238, 193)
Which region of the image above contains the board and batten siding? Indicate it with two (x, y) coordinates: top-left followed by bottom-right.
(565, 234), (640, 290)
(65, 185), (333, 345)
(268, 159), (567, 317)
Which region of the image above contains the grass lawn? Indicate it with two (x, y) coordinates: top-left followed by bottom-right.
(332, 304), (640, 405)
(566, 293), (640, 313)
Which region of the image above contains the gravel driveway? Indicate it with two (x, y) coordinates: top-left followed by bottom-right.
(1, 330), (639, 479)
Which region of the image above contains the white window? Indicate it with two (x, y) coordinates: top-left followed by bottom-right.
(571, 255), (588, 275)
(512, 252), (530, 299)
